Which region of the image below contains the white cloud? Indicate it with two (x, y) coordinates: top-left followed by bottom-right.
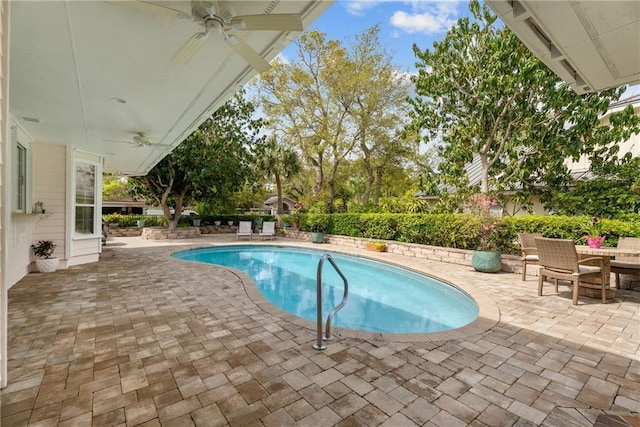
(341, 0), (385, 16)
(390, 1), (462, 35)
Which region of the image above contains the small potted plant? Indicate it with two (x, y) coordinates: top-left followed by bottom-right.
(586, 217), (605, 248)
(366, 241), (386, 252)
(31, 240), (58, 273)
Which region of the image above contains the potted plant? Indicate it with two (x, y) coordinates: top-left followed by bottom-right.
(585, 218), (605, 248)
(31, 240), (58, 273)
(366, 241), (387, 252)
(311, 225), (325, 243)
(467, 194), (503, 273)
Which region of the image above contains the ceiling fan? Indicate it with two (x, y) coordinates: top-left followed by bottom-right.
(105, 132), (172, 150)
(106, 1), (304, 72)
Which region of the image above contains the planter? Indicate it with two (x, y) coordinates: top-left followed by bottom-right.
(214, 220), (221, 226)
(366, 242), (386, 252)
(35, 257), (59, 273)
(227, 220), (234, 226)
(136, 220), (146, 228)
(192, 219), (201, 227)
(311, 232), (325, 244)
(282, 221), (291, 228)
(587, 236), (605, 248)
(471, 250), (502, 273)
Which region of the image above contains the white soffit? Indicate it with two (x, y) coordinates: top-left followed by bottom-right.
(9, 1), (333, 175)
(487, 0), (640, 94)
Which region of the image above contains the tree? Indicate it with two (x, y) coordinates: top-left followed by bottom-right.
(129, 90), (263, 230)
(255, 27), (417, 211)
(408, 0), (640, 210)
(254, 136), (301, 215)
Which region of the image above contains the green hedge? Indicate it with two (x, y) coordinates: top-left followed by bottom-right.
(298, 213), (640, 254)
(102, 213), (275, 228)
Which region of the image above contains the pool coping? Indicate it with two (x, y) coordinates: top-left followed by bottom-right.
(172, 242), (501, 343)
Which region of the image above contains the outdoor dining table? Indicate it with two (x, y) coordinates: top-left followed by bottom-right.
(574, 245), (640, 300)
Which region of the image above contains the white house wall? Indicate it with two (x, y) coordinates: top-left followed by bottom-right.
(1, 0), (9, 390)
(33, 141), (67, 268)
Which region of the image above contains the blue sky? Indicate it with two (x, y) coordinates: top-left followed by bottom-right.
(282, 0), (473, 72)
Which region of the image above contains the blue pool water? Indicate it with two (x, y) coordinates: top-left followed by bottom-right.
(173, 246), (478, 334)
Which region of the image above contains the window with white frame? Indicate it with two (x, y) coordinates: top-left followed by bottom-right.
(16, 142), (27, 212)
(74, 162), (97, 234)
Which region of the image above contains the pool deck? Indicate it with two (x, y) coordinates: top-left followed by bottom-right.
(2, 234), (639, 426)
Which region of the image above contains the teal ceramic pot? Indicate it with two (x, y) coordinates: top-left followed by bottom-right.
(311, 232), (325, 243)
(472, 250), (502, 273)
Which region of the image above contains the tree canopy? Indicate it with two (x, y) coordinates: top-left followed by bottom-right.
(408, 0), (640, 212)
(255, 26), (417, 212)
(128, 90), (263, 229)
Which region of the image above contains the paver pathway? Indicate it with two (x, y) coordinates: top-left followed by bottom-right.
(1, 235), (638, 426)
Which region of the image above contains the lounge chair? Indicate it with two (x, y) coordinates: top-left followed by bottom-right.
(517, 233), (541, 281)
(610, 237), (640, 289)
(237, 221), (252, 240)
(535, 237), (606, 304)
(259, 221), (276, 240)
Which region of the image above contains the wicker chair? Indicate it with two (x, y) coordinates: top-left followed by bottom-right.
(610, 237), (640, 289)
(535, 237), (606, 304)
(518, 233), (541, 280)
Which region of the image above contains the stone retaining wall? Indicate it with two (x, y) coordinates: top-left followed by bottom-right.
(141, 227), (201, 240)
(284, 229), (521, 274)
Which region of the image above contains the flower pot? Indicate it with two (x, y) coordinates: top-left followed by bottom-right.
(311, 232), (325, 244)
(471, 250), (502, 273)
(192, 219), (201, 227)
(214, 220), (221, 226)
(366, 242), (386, 252)
(587, 236), (604, 248)
(136, 220), (145, 228)
(227, 220), (234, 226)
(282, 221), (291, 228)
(35, 257), (59, 273)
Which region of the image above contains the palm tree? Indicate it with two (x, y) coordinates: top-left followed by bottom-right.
(255, 137), (301, 214)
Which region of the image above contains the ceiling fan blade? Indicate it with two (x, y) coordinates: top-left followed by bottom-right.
(105, 0), (190, 19)
(171, 33), (207, 64)
(225, 37), (270, 73)
(230, 14), (303, 32)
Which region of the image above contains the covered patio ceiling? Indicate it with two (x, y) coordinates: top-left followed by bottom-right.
(9, 0), (332, 176)
(487, 0), (640, 94)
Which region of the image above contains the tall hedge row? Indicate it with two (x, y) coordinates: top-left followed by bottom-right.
(299, 213), (640, 255)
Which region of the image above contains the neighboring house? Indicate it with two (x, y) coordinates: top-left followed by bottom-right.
(416, 95), (640, 215)
(263, 195), (297, 215)
(102, 198), (146, 216)
(0, 1), (332, 388)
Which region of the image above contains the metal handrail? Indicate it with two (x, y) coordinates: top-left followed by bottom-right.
(313, 254), (349, 350)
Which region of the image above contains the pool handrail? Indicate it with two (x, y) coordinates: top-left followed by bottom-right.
(313, 253), (349, 350)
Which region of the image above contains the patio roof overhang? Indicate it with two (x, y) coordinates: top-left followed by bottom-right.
(9, 0), (333, 176)
(486, 0), (640, 94)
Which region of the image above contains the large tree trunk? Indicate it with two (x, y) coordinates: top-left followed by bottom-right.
(275, 171), (284, 215)
(310, 151), (324, 197)
(373, 166), (383, 205)
(479, 153), (489, 193)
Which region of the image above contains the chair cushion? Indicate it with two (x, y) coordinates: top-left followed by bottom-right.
(610, 260), (640, 269)
(578, 265), (601, 274)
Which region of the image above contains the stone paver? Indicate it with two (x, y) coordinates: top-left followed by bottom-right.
(1, 234), (639, 426)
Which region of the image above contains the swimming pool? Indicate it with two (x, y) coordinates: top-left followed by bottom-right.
(173, 245), (479, 334)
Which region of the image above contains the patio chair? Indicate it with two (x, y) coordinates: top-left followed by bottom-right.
(237, 221), (252, 240)
(535, 237), (606, 305)
(259, 221), (276, 240)
(610, 237), (640, 289)
(517, 233), (541, 280)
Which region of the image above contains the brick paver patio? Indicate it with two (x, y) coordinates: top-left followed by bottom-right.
(1, 235), (638, 426)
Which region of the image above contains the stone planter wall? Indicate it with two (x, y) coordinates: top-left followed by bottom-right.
(284, 229), (521, 274)
(141, 227), (201, 240)
(107, 224), (238, 237)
